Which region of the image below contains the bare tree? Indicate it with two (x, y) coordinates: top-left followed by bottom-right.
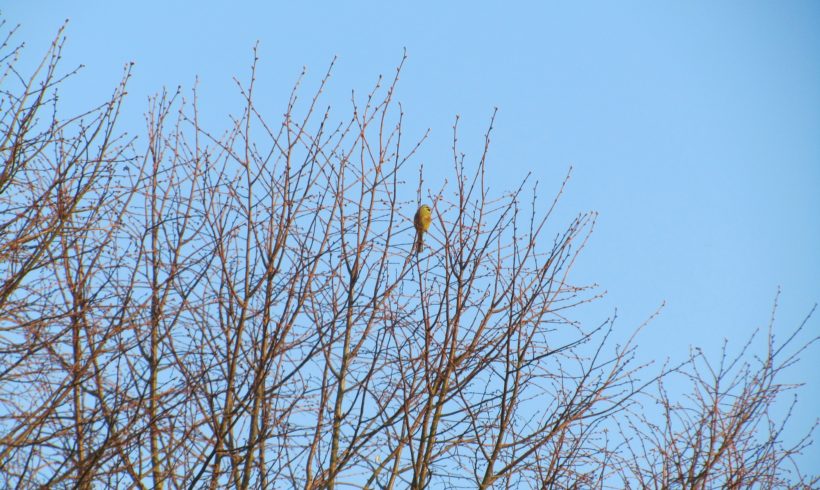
(0, 19), (137, 490)
(617, 297), (819, 489)
(1, 19), (816, 489)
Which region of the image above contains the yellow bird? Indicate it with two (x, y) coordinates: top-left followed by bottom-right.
(413, 204), (432, 253)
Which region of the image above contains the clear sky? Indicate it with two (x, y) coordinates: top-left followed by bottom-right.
(6, 0), (819, 468)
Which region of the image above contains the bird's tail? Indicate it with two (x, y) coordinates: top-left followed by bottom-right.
(415, 231), (424, 254)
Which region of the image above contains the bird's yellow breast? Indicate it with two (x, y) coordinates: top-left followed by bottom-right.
(414, 205), (432, 233)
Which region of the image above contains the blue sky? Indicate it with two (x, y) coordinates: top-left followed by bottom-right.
(7, 0), (819, 468)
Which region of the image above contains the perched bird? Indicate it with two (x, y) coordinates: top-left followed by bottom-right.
(413, 204), (432, 253)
